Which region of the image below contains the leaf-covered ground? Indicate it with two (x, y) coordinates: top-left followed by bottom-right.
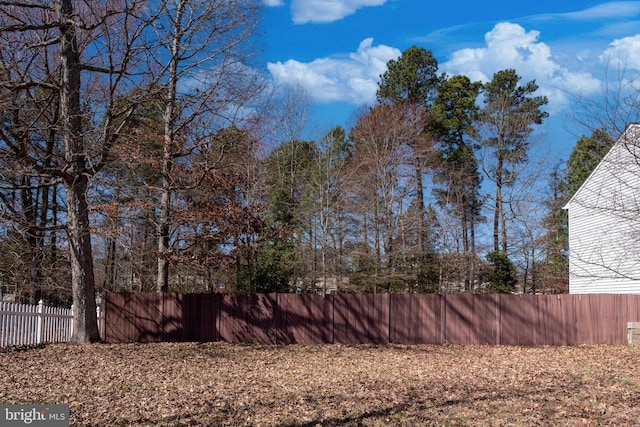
(1, 343), (639, 426)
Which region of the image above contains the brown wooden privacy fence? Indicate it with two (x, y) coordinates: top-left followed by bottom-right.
(103, 292), (640, 345)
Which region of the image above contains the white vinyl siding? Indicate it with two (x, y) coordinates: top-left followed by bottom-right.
(565, 124), (640, 294)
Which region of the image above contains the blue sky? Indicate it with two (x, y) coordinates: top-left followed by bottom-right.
(260, 0), (640, 160)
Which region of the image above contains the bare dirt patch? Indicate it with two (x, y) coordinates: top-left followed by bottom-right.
(1, 343), (639, 426)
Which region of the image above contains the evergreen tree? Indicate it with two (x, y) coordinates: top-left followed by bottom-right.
(565, 129), (615, 196)
(377, 46), (440, 107)
(250, 139), (316, 292)
(480, 69), (548, 254)
(540, 167), (569, 293)
(481, 251), (517, 293)
(433, 74), (483, 291)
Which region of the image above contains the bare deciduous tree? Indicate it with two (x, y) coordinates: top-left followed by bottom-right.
(350, 103), (415, 291)
(0, 0), (148, 342)
(145, 0), (264, 292)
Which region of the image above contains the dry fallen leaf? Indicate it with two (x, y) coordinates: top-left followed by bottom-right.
(0, 343), (639, 426)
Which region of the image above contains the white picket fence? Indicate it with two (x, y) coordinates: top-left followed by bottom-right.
(0, 300), (99, 347)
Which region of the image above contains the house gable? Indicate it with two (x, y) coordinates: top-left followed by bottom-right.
(564, 123), (640, 293)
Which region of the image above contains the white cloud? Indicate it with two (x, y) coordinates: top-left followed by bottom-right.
(442, 22), (601, 112)
(267, 38), (400, 104)
(291, 0), (388, 24)
(263, 0), (284, 6)
(561, 1), (640, 20)
(601, 34), (640, 69)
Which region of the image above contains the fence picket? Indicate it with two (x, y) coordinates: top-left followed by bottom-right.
(0, 300), (95, 347)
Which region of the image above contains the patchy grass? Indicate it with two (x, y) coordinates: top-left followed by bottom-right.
(1, 343), (640, 426)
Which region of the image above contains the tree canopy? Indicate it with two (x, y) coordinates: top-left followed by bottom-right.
(0, 16), (604, 325)
(565, 129), (615, 196)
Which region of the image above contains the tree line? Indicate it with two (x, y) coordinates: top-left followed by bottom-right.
(0, 1), (615, 342)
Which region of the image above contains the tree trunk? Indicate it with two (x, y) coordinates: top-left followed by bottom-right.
(500, 204), (508, 254)
(462, 210), (470, 292)
(494, 157), (504, 253)
(156, 0), (186, 293)
(104, 236), (117, 290)
(67, 177), (101, 343)
(156, 180), (171, 293)
(415, 158), (425, 253)
(470, 212), (476, 292)
(58, 0), (100, 343)
(20, 177), (42, 304)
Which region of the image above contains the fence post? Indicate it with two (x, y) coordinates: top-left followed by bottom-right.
(36, 300), (44, 344)
(96, 304), (101, 339)
(0, 302), (4, 347)
(70, 304), (74, 340)
(96, 295), (102, 340)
